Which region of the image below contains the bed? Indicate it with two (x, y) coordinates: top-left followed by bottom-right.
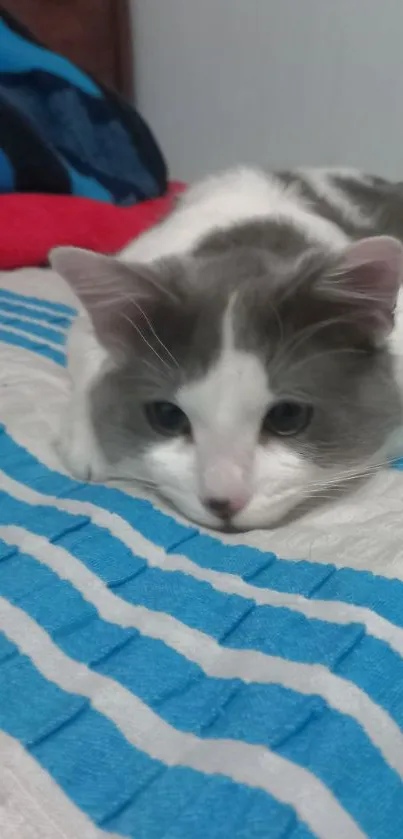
(1, 6), (403, 839)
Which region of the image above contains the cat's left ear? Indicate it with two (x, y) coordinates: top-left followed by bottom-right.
(321, 235), (403, 343)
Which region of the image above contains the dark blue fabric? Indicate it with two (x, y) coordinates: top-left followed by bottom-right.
(0, 9), (167, 204)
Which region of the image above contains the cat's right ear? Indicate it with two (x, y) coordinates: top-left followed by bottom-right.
(49, 247), (166, 350)
(49, 247), (163, 310)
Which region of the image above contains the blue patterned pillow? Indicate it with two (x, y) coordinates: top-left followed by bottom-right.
(0, 8), (167, 204)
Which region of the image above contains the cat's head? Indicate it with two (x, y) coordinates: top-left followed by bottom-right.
(51, 233), (403, 530)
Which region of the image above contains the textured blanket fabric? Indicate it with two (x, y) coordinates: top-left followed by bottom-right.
(0, 8), (167, 203)
(1, 265), (403, 839)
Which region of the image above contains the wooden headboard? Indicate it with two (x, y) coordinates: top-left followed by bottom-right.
(1, 0), (133, 98)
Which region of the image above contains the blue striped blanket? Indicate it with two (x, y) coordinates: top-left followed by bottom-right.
(1, 266), (403, 839)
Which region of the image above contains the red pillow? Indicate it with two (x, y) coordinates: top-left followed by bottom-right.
(0, 184), (185, 271)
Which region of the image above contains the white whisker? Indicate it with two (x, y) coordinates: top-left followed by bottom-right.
(132, 300), (180, 370)
(289, 346), (367, 375)
(121, 313), (173, 373)
(269, 314), (358, 377)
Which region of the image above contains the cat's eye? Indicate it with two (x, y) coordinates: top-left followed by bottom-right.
(145, 401), (191, 437)
(263, 401), (313, 437)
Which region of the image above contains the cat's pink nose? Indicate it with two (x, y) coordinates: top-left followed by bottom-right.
(204, 496), (247, 520)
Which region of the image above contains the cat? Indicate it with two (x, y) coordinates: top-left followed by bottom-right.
(50, 166), (403, 531)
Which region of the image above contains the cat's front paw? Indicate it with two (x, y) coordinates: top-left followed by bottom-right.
(56, 408), (107, 483)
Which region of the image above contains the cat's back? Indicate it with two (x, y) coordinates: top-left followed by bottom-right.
(121, 165), (403, 265)
(120, 167), (297, 263)
(287, 166), (403, 242)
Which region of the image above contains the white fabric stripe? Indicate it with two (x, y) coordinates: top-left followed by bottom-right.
(0, 296), (74, 320)
(2, 469), (403, 656)
(0, 309), (67, 334)
(0, 597), (366, 839)
(0, 732), (120, 839)
(0, 325), (64, 352)
(0, 268), (77, 309)
(2, 524), (403, 781)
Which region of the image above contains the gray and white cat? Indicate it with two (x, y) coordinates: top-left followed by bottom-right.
(50, 166), (403, 530)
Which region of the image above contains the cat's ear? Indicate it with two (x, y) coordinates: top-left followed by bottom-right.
(49, 247), (162, 309)
(49, 247), (167, 351)
(320, 235), (403, 343)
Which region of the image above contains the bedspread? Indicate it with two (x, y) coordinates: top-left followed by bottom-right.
(0, 266), (403, 839)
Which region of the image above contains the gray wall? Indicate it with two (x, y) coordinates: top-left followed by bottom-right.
(132, 0), (403, 180)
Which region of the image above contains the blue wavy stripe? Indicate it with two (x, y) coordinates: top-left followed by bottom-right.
(1, 426), (403, 633)
(0, 148), (15, 191)
(0, 300), (72, 328)
(0, 288), (76, 317)
(0, 19), (100, 98)
(67, 164), (112, 203)
(0, 314), (66, 345)
(0, 630), (311, 839)
(0, 537), (400, 838)
(1, 483), (403, 741)
(0, 329), (65, 365)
